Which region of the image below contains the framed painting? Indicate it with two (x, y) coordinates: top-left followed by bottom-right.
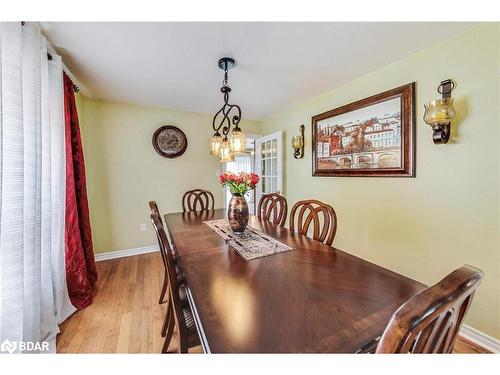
(312, 82), (415, 177)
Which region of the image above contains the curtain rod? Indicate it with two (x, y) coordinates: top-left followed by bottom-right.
(22, 21), (80, 93)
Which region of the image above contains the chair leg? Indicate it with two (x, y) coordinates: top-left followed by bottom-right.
(162, 307), (175, 353)
(179, 338), (188, 354)
(159, 273), (168, 304)
(161, 299), (172, 338)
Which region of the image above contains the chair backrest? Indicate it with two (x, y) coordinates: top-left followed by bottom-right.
(150, 213), (169, 271)
(150, 214), (190, 347)
(289, 199), (337, 246)
(257, 193), (288, 227)
(149, 200), (162, 223)
(150, 201), (177, 254)
(376, 265), (483, 353)
(182, 189), (214, 212)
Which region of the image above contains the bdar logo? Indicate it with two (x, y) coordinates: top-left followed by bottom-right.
(1, 339), (17, 354)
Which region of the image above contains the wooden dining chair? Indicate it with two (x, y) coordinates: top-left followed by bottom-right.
(289, 199), (337, 246)
(151, 214), (198, 353)
(374, 265), (483, 353)
(149, 200), (178, 305)
(182, 189), (215, 212)
(257, 193), (288, 227)
(151, 214), (200, 353)
(149, 199), (178, 249)
(150, 212), (176, 306)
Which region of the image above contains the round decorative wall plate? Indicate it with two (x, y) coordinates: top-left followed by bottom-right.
(152, 125), (188, 158)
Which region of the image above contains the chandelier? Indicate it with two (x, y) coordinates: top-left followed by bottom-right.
(209, 57), (246, 162)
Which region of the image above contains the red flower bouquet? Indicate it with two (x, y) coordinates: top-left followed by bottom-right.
(219, 172), (260, 195)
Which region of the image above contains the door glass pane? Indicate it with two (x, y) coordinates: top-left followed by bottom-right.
(266, 141), (272, 157)
(265, 159), (271, 177)
(271, 158), (277, 176)
(261, 159), (266, 175)
(261, 177), (266, 193)
(270, 177), (277, 192)
(261, 142), (266, 158)
(271, 139), (277, 157)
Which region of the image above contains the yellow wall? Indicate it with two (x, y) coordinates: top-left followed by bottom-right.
(261, 24), (500, 338)
(76, 97), (262, 254)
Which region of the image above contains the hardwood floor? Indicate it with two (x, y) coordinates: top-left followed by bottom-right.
(57, 252), (201, 353)
(56, 252), (490, 354)
(453, 336), (491, 354)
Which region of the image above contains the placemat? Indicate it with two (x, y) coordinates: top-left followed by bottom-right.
(204, 219), (293, 261)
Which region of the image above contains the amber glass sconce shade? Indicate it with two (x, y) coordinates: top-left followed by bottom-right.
(423, 79), (456, 144)
(291, 124), (305, 159)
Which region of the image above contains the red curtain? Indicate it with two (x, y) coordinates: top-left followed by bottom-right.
(64, 73), (98, 309)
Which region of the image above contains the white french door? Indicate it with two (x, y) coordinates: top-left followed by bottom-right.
(255, 131), (283, 205)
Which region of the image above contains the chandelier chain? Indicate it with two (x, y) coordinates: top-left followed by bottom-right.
(223, 68), (229, 87)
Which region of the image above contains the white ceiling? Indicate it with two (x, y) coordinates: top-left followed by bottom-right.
(43, 22), (475, 120)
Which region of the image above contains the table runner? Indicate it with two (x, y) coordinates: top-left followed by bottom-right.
(204, 219), (293, 261)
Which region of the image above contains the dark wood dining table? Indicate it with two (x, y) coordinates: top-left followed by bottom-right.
(164, 209), (426, 353)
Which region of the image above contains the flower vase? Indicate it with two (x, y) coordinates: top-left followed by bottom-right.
(227, 193), (249, 234)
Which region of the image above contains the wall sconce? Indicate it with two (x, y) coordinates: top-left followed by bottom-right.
(423, 79), (456, 144)
(291, 124), (305, 159)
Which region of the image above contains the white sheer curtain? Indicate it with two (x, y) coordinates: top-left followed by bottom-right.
(0, 22), (75, 353)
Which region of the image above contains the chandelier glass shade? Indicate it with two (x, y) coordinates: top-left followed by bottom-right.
(229, 128), (246, 154)
(210, 57), (246, 162)
(219, 138), (235, 162)
(209, 133), (223, 156)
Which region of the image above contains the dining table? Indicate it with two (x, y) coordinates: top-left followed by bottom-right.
(164, 209), (426, 353)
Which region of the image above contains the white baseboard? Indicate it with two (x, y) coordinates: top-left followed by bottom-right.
(94, 245), (159, 262)
(460, 324), (500, 353)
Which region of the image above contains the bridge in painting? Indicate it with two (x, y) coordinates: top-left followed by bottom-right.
(319, 150), (401, 168)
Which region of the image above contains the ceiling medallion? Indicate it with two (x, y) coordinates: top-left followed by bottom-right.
(209, 57), (246, 162)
